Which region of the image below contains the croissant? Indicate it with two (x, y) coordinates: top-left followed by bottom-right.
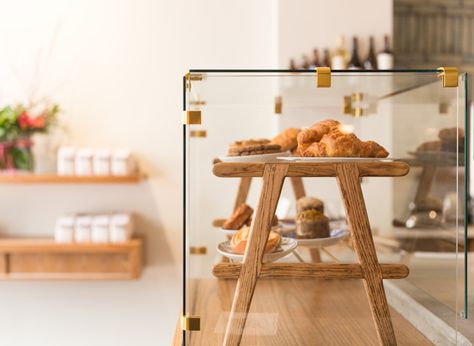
(270, 128), (301, 152)
(230, 226), (281, 254)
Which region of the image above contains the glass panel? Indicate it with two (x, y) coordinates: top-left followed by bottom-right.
(184, 70), (468, 344)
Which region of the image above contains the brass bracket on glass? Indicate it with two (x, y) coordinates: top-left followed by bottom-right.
(190, 130), (207, 138)
(183, 110), (202, 125)
(181, 314), (201, 331)
(342, 93), (365, 117)
(315, 67), (331, 88)
(189, 246), (207, 254)
(437, 67), (458, 87)
(185, 72), (204, 91)
(274, 96), (282, 114)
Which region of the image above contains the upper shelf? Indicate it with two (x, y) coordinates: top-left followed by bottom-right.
(0, 173), (143, 184)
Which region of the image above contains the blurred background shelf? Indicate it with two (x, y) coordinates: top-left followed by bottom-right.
(0, 237), (143, 280)
(0, 174), (144, 184)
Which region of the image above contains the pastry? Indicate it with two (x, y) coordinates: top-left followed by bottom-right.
(438, 128), (464, 143)
(296, 209), (330, 239)
(416, 141), (442, 152)
(222, 204), (254, 230)
(270, 128), (301, 152)
(296, 119), (389, 158)
(230, 226), (281, 254)
(296, 197), (324, 213)
(359, 140), (390, 158)
(228, 139), (282, 156)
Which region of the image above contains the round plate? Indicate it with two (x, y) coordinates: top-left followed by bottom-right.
(219, 152), (289, 163)
(296, 229), (349, 248)
(217, 237), (298, 263)
(220, 228), (239, 236)
(277, 156), (391, 162)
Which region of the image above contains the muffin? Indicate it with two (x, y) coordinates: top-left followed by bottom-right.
(296, 197), (324, 213)
(296, 209), (330, 239)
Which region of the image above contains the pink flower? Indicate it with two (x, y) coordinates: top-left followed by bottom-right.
(18, 112), (31, 130)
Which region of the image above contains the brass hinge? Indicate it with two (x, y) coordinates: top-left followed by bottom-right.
(274, 96), (282, 114)
(437, 67), (458, 87)
(181, 314), (200, 331)
(190, 130), (207, 138)
(316, 67), (331, 88)
(189, 246), (207, 254)
(185, 72), (204, 91)
(182, 110), (202, 125)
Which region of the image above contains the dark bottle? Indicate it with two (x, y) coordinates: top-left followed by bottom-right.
(301, 55), (310, 69)
(310, 49), (320, 68)
(289, 58), (297, 70)
(348, 37), (362, 69)
(363, 36), (377, 70)
(322, 49), (331, 67)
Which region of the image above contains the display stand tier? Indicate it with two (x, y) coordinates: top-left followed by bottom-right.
(213, 160), (410, 346)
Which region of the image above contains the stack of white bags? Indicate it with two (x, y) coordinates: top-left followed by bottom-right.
(54, 213), (134, 243)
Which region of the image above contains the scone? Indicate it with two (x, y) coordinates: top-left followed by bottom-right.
(416, 141), (442, 152)
(296, 197), (324, 213)
(270, 128), (301, 152)
(222, 204), (254, 230)
(230, 226), (281, 254)
(296, 209), (330, 239)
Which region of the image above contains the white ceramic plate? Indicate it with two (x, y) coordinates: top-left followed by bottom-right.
(219, 151), (290, 163)
(217, 237), (298, 263)
(296, 229), (350, 248)
(277, 156), (391, 162)
(220, 228), (239, 236)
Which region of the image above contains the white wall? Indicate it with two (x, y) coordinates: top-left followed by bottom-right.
(0, 1), (276, 345)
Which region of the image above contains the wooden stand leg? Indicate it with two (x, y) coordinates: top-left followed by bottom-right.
(290, 177), (306, 200)
(309, 248), (321, 262)
(234, 177), (252, 211)
(336, 163), (397, 346)
(414, 164), (437, 204)
(223, 164), (288, 346)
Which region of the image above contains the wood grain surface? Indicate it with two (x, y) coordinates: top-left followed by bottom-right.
(234, 177), (252, 211)
(181, 278), (431, 346)
(224, 164), (288, 345)
(212, 263), (409, 280)
(290, 177), (306, 200)
(336, 163), (397, 345)
(213, 161), (409, 178)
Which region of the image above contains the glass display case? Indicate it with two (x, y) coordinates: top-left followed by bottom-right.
(182, 69), (469, 345)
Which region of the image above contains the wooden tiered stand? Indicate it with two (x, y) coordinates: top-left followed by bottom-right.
(212, 160), (410, 346)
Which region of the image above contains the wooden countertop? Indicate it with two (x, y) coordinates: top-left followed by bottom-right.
(180, 278), (431, 345)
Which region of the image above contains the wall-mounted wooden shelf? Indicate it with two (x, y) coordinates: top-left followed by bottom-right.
(0, 174), (143, 184)
(0, 237), (143, 280)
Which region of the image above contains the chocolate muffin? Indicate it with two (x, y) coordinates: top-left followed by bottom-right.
(296, 209), (330, 239)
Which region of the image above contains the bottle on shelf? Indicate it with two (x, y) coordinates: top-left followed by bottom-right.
(348, 36), (362, 70)
(301, 55), (310, 69)
(289, 58), (297, 70)
(310, 48), (321, 68)
(322, 49), (331, 67)
(377, 35), (394, 70)
(331, 35), (348, 69)
(363, 36), (377, 70)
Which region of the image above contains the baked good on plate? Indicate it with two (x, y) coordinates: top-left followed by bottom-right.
(270, 128), (301, 152)
(222, 204), (254, 230)
(438, 128), (464, 143)
(296, 119), (389, 158)
(296, 209), (330, 239)
(228, 139), (282, 156)
(230, 226), (281, 254)
(416, 140), (442, 152)
(296, 197), (324, 213)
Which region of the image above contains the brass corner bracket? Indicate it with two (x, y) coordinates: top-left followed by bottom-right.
(190, 130), (207, 138)
(437, 67), (458, 87)
(316, 67), (331, 88)
(274, 96), (282, 114)
(182, 110), (202, 125)
(181, 314), (201, 331)
(184, 72), (204, 91)
(189, 246), (207, 254)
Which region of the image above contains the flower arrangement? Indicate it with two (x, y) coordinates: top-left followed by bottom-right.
(0, 103), (59, 171)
